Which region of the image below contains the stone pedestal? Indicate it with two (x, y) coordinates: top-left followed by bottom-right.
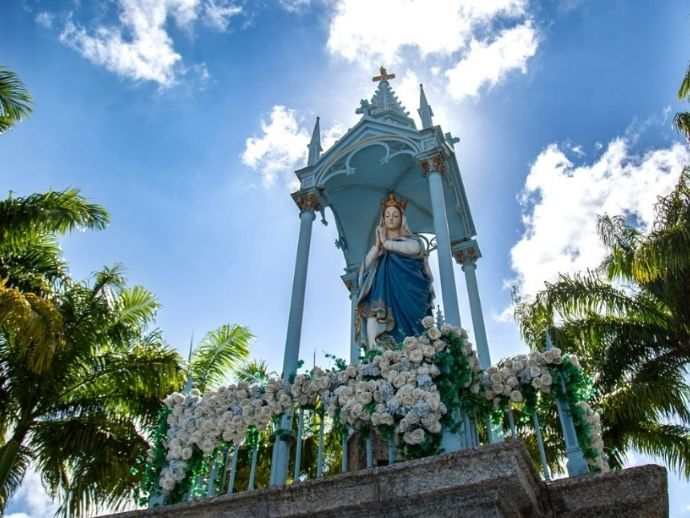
(347, 431), (391, 470)
(103, 441), (668, 518)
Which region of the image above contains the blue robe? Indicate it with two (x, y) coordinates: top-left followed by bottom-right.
(357, 237), (434, 346)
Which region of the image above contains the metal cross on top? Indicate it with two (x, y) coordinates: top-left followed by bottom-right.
(372, 66), (396, 82)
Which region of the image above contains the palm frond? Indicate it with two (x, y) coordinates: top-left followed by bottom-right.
(678, 63), (690, 100)
(0, 189), (109, 244)
(628, 423), (690, 479)
(0, 66), (32, 133)
(190, 324), (253, 392)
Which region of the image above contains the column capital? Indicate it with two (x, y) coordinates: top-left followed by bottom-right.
(419, 153), (448, 176)
(452, 239), (482, 266)
(291, 190), (323, 214)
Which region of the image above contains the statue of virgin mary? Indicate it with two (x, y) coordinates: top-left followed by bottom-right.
(356, 193), (434, 348)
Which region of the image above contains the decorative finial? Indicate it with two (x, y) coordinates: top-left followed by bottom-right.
(373, 66), (396, 83)
(418, 83), (434, 129)
(307, 116), (322, 166)
(380, 192), (407, 212)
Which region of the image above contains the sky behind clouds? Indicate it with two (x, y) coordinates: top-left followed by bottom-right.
(2, 0), (690, 515)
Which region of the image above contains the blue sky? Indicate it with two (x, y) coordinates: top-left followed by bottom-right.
(2, 0), (690, 515)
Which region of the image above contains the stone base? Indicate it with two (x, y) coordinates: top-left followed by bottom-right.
(104, 441), (667, 518)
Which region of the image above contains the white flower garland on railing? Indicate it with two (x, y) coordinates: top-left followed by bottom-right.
(481, 350), (607, 473)
(155, 321), (607, 494)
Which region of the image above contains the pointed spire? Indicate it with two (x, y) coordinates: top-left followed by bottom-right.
(359, 66), (416, 128)
(307, 116), (322, 166)
(418, 83), (434, 129)
(183, 333), (194, 394)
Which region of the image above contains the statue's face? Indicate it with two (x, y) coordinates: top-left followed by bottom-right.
(383, 205), (402, 231)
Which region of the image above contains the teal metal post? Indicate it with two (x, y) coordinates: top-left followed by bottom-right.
(461, 260), (490, 369)
(271, 207), (316, 486)
(350, 288), (360, 364)
(462, 258), (502, 443)
(545, 332), (589, 476)
(426, 166), (461, 327)
(532, 412), (551, 480)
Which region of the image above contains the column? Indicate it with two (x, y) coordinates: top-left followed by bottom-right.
(423, 157), (461, 327)
(350, 287), (360, 364)
(461, 260), (491, 369)
(270, 202), (316, 486)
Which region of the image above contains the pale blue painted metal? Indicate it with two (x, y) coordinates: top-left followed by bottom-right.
(441, 408), (462, 452)
(341, 432), (348, 473)
(418, 84), (434, 130)
(316, 417), (325, 478)
(463, 413), (473, 448)
(427, 169), (461, 327)
(292, 75), (477, 298)
(307, 117), (322, 167)
(532, 412), (551, 480)
(461, 260), (491, 369)
(349, 287), (360, 364)
(365, 437), (373, 468)
(272, 207), (316, 486)
(248, 445), (259, 490)
(293, 408), (304, 481)
(227, 443), (239, 495)
(206, 457), (218, 497)
(388, 438), (395, 465)
(545, 332), (589, 476)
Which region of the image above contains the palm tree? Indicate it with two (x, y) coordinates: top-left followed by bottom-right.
(0, 189), (109, 296)
(188, 324), (253, 392)
(515, 169), (690, 476)
(675, 62), (690, 141)
(234, 359), (273, 383)
(0, 66), (32, 133)
(0, 266), (184, 516)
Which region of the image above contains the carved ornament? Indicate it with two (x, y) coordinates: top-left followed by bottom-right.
(293, 192), (321, 212)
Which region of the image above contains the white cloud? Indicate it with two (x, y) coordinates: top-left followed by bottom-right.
(279, 0), (311, 12)
(203, 0), (243, 30)
(508, 138), (690, 304)
(445, 21), (537, 100)
(327, 0), (527, 65)
(241, 106), (347, 189)
(35, 11), (54, 29)
(5, 467), (57, 518)
(59, 0), (242, 87)
(242, 106), (311, 188)
(326, 0), (535, 102)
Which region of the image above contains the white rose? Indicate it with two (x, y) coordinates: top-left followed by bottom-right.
(403, 336), (418, 348)
(409, 350), (424, 363)
(510, 390), (523, 403)
(357, 391), (373, 405)
(421, 315), (435, 329)
(393, 374), (406, 388)
(427, 326), (441, 340)
(404, 428), (425, 445)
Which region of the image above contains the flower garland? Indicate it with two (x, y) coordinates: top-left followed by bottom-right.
(481, 350), (608, 472)
(145, 321), (607, 499)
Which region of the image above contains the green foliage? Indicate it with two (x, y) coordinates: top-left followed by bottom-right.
(189, 324), (253, 392)
(0, 66), (32, 133)
(515, 166), (690, 477)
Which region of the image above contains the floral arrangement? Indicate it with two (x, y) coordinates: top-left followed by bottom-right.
(144, 318), (607, 500)
(481, 350), (607, 473)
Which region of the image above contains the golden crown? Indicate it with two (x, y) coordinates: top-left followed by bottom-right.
(380, 192), (407, 211)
